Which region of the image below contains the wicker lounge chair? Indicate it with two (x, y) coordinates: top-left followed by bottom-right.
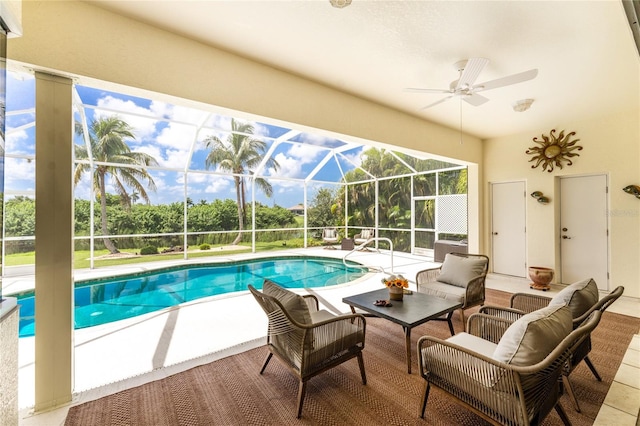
(322, 227), (339, 249)
(248, 280), (367, 418)
(416, 253), (489, 332)
(418, 306), (602, 425)
(353, 228), (375, 245)
(481, 281), (624, 412)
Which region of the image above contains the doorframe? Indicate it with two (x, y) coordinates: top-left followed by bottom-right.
(555, 173), (610, 288)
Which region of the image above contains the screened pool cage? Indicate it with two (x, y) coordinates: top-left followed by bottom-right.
(3, 68), (468, 273)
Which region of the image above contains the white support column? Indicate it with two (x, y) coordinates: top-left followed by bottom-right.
(34, 71), (74, 412)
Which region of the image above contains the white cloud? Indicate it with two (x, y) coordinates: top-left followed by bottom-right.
(94, 96), (158, 141)
(342, 147), (364, 168)
(4, 157), (35, 190)
(155, 122), (194, 148)
(5, 128), (31, 154)
(205, 176), (233, 194)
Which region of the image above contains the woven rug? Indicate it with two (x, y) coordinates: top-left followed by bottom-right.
(65, 289), (639, 425)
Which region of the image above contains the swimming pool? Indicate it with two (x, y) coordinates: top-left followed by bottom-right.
(15, 256), (370, 338)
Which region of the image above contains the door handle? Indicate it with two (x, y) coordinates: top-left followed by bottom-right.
(562, 235), (571, 239)
(492, 232), (498, 235)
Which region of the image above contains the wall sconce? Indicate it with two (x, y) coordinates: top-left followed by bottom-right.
(623, 185), (640, 199)
(531, 191), (550, 204)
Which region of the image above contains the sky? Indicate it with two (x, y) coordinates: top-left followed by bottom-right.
(4, 70), (366, 208)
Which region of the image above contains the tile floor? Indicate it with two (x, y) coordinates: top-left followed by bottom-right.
(7, 248), (639, 425)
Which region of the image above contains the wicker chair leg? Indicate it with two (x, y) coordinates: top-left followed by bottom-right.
(296, 380), (307, 419)
(584, 356), (602, 381)
(459, 308), (466, 332)
(419, 382), (431, 418)
(562, 375), (581, 412)
(357, 352), (367, 385)
(259, 353), (273, 374)
(445, 311), (456, 336)
(554, 402), (571, 426)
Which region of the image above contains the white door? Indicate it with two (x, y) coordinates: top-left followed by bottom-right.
(491, 181), (527, 277)
(560, 175), (609, 290)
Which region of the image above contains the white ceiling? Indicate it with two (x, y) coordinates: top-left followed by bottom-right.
(89, 0), (639, 140)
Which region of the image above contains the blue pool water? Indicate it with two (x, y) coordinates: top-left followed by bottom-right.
(15, 256), (369, 338)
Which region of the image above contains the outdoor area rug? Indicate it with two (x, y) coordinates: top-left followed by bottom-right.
(65, 289), (639, 425)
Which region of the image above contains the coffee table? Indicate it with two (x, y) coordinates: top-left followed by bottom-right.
(342, 288), (461, 373)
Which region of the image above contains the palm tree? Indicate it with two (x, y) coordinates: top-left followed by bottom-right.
(74, 116), (158, 254)
(202, 119), (279, 245)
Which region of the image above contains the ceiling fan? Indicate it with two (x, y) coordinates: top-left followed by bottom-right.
(405, 58), (538, 110)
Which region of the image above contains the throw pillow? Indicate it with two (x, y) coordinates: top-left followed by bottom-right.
(262, 279), (312, 326)
(437, 254), (488, 288)
(548, 278), (599, 319)
(493, 304), (572, 366)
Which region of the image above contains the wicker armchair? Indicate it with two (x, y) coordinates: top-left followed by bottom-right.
(481, 283), (624, 412)
(322, 227), (339, 249)
(248, 281), (367, 418)
(418, 310), (602, 425)
(354, 228), (375, 245)
(416, 253), (489, 331)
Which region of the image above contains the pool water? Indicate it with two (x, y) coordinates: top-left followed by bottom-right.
(15, 256), (369, 338)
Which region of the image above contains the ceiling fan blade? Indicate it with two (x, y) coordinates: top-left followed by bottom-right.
(404, 87), (451, 94)
(463, 93), (490, 106)
(474, 68), (538, 92)
(420, 95), (454, 110)
(455, 57), (489, 90)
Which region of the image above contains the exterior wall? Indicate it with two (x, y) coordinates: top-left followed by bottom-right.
(483, 111), (640, 298)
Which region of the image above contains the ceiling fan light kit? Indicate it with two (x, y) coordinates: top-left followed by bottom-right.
(513, 98), (534, 112)
(404, 57), (538, 110)
(329, 0), (351, 8)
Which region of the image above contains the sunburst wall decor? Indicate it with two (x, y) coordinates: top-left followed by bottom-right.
(525, 129), (582, 172)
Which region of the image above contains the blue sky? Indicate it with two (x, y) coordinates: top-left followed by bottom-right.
(5, 70), (364, 208)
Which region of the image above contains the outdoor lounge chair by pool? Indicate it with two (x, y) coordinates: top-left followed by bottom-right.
(322, 227), (339, 249)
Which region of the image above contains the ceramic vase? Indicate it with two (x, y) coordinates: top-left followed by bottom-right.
(528, 266), (554, 291)
(388, 286), (404, 301)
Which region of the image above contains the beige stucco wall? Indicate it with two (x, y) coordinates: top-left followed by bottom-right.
(483, 111), (640, 298)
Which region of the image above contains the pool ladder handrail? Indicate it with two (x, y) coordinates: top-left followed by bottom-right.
(343, 236), (394, 274)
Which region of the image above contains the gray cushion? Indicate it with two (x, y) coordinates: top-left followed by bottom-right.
(447, 332), (498, 358)
(419, 281), (465, 304)
(262, 279), (312, 326)
(493, 304), (572, 366)
(437, 254), (488, 288)
(549, 278), (599, 319)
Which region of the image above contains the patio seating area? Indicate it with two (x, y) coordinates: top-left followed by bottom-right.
(9, 248), (640, 425)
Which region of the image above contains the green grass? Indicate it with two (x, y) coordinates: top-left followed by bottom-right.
(4, 238), (322, 270)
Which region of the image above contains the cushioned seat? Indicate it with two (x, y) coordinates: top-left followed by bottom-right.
(354, 228), (375, 245)
(416, 253), (489, 331)
(480, 280), (624, 412)
(249, 279), (367, 418)
(418, 305), (602, 425)
(322, 227), (339, 249)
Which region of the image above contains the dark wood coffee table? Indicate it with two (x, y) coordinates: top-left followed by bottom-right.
(342, 288), (461, 373)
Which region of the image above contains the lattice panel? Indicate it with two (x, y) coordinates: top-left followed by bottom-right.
(437, 194), (467, 233)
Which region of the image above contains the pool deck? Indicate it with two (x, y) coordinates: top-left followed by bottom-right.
(9, 247), (640, 425)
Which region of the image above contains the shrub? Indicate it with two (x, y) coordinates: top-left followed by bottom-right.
(140, 245), (158, 255)
(199, 243), (211, 250)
